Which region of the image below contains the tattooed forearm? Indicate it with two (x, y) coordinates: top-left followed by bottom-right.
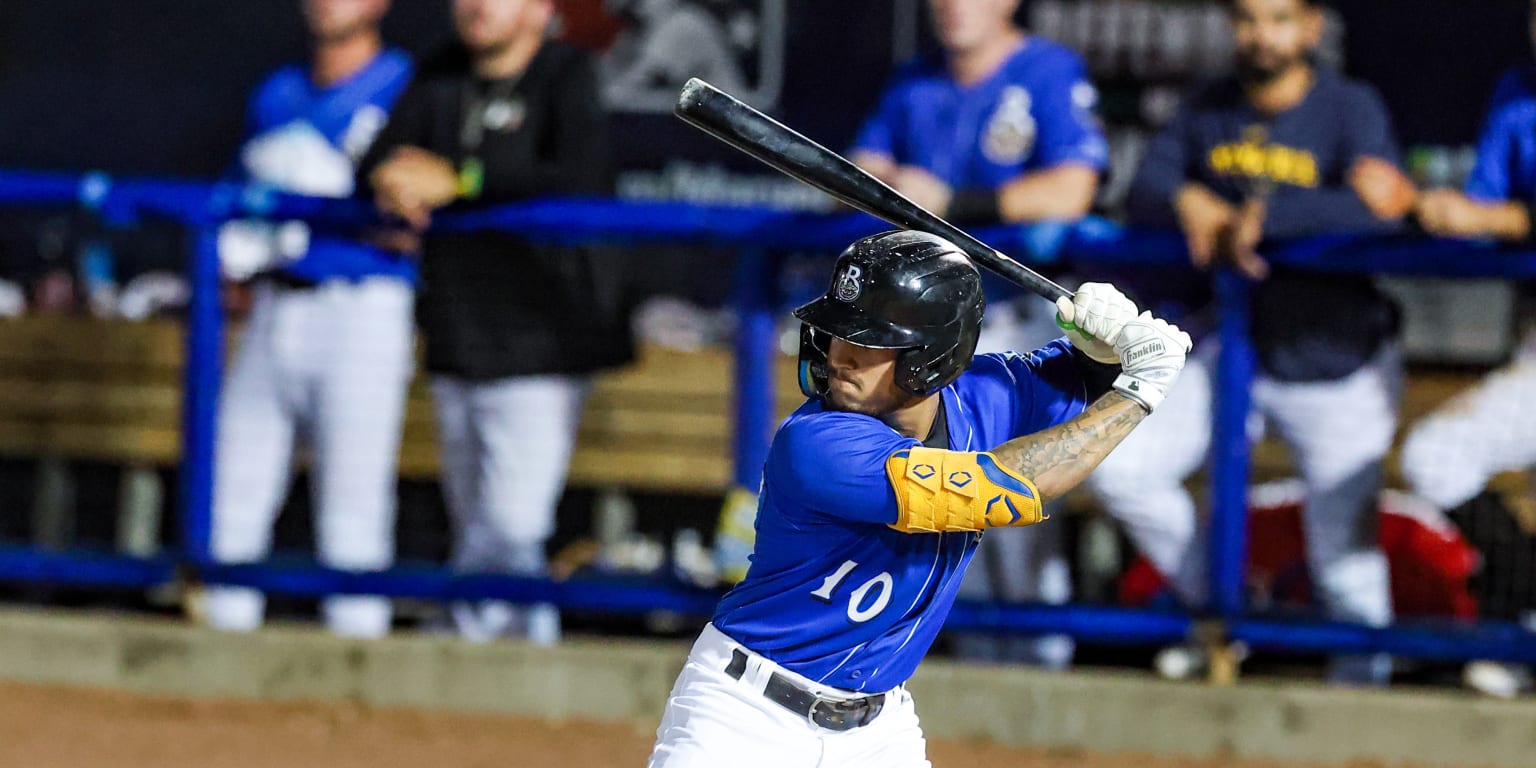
(990, 392), (1147, 503)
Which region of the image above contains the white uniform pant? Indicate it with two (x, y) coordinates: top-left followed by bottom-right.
(1401, 330), (1536, 510)
(649, 624), (931, 768)
(430, 374), (588, 641)
(1088, 345), (1401, 679)
(1086, 351), (1215, 605)
(205, 278), (414, 638)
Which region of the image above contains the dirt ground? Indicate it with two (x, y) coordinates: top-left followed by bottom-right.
(0, 681), (1410, 768)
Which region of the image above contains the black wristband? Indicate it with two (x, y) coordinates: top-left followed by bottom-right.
(947, 189), (1003, 226)
(1069, 346), (1121, 401)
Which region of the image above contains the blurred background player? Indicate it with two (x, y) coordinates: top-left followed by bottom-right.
(649, 231), (1190, 767)
(204, 0), (415, 638)
(1117, 0), (1417, 684)
(362, 0), (630, 644)
(1406, 0), (1536, 696)
(600, 0), (747, 107)
(849, 0), (1109, 669)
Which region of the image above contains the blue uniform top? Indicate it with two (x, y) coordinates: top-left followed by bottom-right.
(852, 38), (1109, 192)
(712, 342), (1094, 693)
(1466, 65), (1536, 205)
(239, 49), (416, 284)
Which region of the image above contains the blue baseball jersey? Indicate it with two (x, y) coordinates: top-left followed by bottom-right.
(239, 49), (415, 283)
(711, 342), (1094, 693)
(1466, 65), (1536, 204)
(852, 38), (1108, 192)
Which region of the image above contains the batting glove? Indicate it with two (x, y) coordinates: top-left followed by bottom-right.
(1055, 282), (1137, 365)
(1111, 312), (1191, 412)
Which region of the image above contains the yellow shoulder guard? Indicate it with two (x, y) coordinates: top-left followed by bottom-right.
(884, 446), (1044, 533)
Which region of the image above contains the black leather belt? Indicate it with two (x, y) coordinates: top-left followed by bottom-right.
(724, 648), (886, 731)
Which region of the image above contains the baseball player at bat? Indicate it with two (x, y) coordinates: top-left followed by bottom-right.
(205, 0), (415, 638)
(849, 0), (1109, 668)
(648, 230), (1190, 767)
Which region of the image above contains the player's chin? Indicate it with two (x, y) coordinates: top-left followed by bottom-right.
(823, 389), (876, 416)
(825, 390), (900, 418)
(1235, 54), (1288, 83)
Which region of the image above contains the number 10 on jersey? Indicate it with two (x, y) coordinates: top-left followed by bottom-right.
(810, 560), (894, 623)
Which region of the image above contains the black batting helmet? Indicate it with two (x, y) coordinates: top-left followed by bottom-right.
(794, 230), (985, 400)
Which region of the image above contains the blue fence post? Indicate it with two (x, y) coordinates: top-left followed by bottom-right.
(180, 227), (223, 564)
(1209, 268), (1255, 619)
(732, 248), (777, 488)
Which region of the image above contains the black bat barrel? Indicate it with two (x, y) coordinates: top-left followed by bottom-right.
(674, 78), (1070, 303)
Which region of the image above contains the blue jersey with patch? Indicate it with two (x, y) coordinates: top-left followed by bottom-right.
(711, 342), (1094, 693)
(1466, 65), (1536, 204)
(239, 49), (415, 283)
(852, 38), (1108, 192)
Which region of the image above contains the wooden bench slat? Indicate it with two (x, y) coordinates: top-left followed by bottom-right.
(0, 315), (1500, 498)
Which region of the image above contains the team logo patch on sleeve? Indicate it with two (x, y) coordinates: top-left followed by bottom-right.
(982, 86), (1037, 165)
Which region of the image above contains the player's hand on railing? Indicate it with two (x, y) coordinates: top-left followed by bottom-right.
(890, 165), (953, 217)
(1349, 154), (1418, 221)
(370, 146), (459, 230)
(1110, 312), (1192, 413)
(1218, 196), (1269, 280)
(1054, 281), (1137, 364)
(1174, 182), (1235, 269)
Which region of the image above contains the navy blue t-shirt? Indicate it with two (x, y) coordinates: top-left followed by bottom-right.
(1127, 69), (1402, 380)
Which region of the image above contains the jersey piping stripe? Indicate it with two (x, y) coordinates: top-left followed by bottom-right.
(818, 641), (869, 686)
(946, 385), (975, 451)
(886, 532), (948, 664)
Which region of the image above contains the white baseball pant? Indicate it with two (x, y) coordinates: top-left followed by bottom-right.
(430, 373), (589, 644)
(205, 277), (414, 638)
(649, 623), (931, 768)
(1401, 330), (1536, 510)
(1086, 350), (1214, 605)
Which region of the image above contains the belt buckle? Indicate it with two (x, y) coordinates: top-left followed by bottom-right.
(808, 695), (879, 731)
(859, 694), (885, 726)
(806, 696), (843, 731)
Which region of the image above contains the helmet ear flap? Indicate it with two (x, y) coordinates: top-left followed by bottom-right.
(797, 323), (831, 400)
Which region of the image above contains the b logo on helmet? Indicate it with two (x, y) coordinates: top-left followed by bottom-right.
(835, 265), (863, 302)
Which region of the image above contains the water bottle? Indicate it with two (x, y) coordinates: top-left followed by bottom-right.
(78, 239), (118, 318)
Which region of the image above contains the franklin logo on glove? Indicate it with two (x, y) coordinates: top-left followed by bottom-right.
(1124, 340), (1166, 365)
(1055, 283), (1191, 413)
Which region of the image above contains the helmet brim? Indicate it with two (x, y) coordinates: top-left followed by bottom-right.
(793, 296), (922, 349)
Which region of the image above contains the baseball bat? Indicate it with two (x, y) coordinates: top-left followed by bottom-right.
(674, 77), (1071, 303)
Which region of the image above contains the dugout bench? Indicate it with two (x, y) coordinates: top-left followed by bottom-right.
(0, 312), (1515, 524)
(0, 315), (808, 556)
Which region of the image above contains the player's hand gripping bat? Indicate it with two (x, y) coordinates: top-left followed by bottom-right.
(674, 77), (1072, 304)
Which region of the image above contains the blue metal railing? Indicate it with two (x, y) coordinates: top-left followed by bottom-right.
(2, 168), (1535, 665)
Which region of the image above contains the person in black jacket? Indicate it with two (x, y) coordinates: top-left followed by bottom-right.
(361, 0), (631, 645)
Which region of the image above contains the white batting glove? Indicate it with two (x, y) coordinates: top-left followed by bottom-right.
(1112, 312), (1192, 412)
(1055, 282), (1137, 365)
